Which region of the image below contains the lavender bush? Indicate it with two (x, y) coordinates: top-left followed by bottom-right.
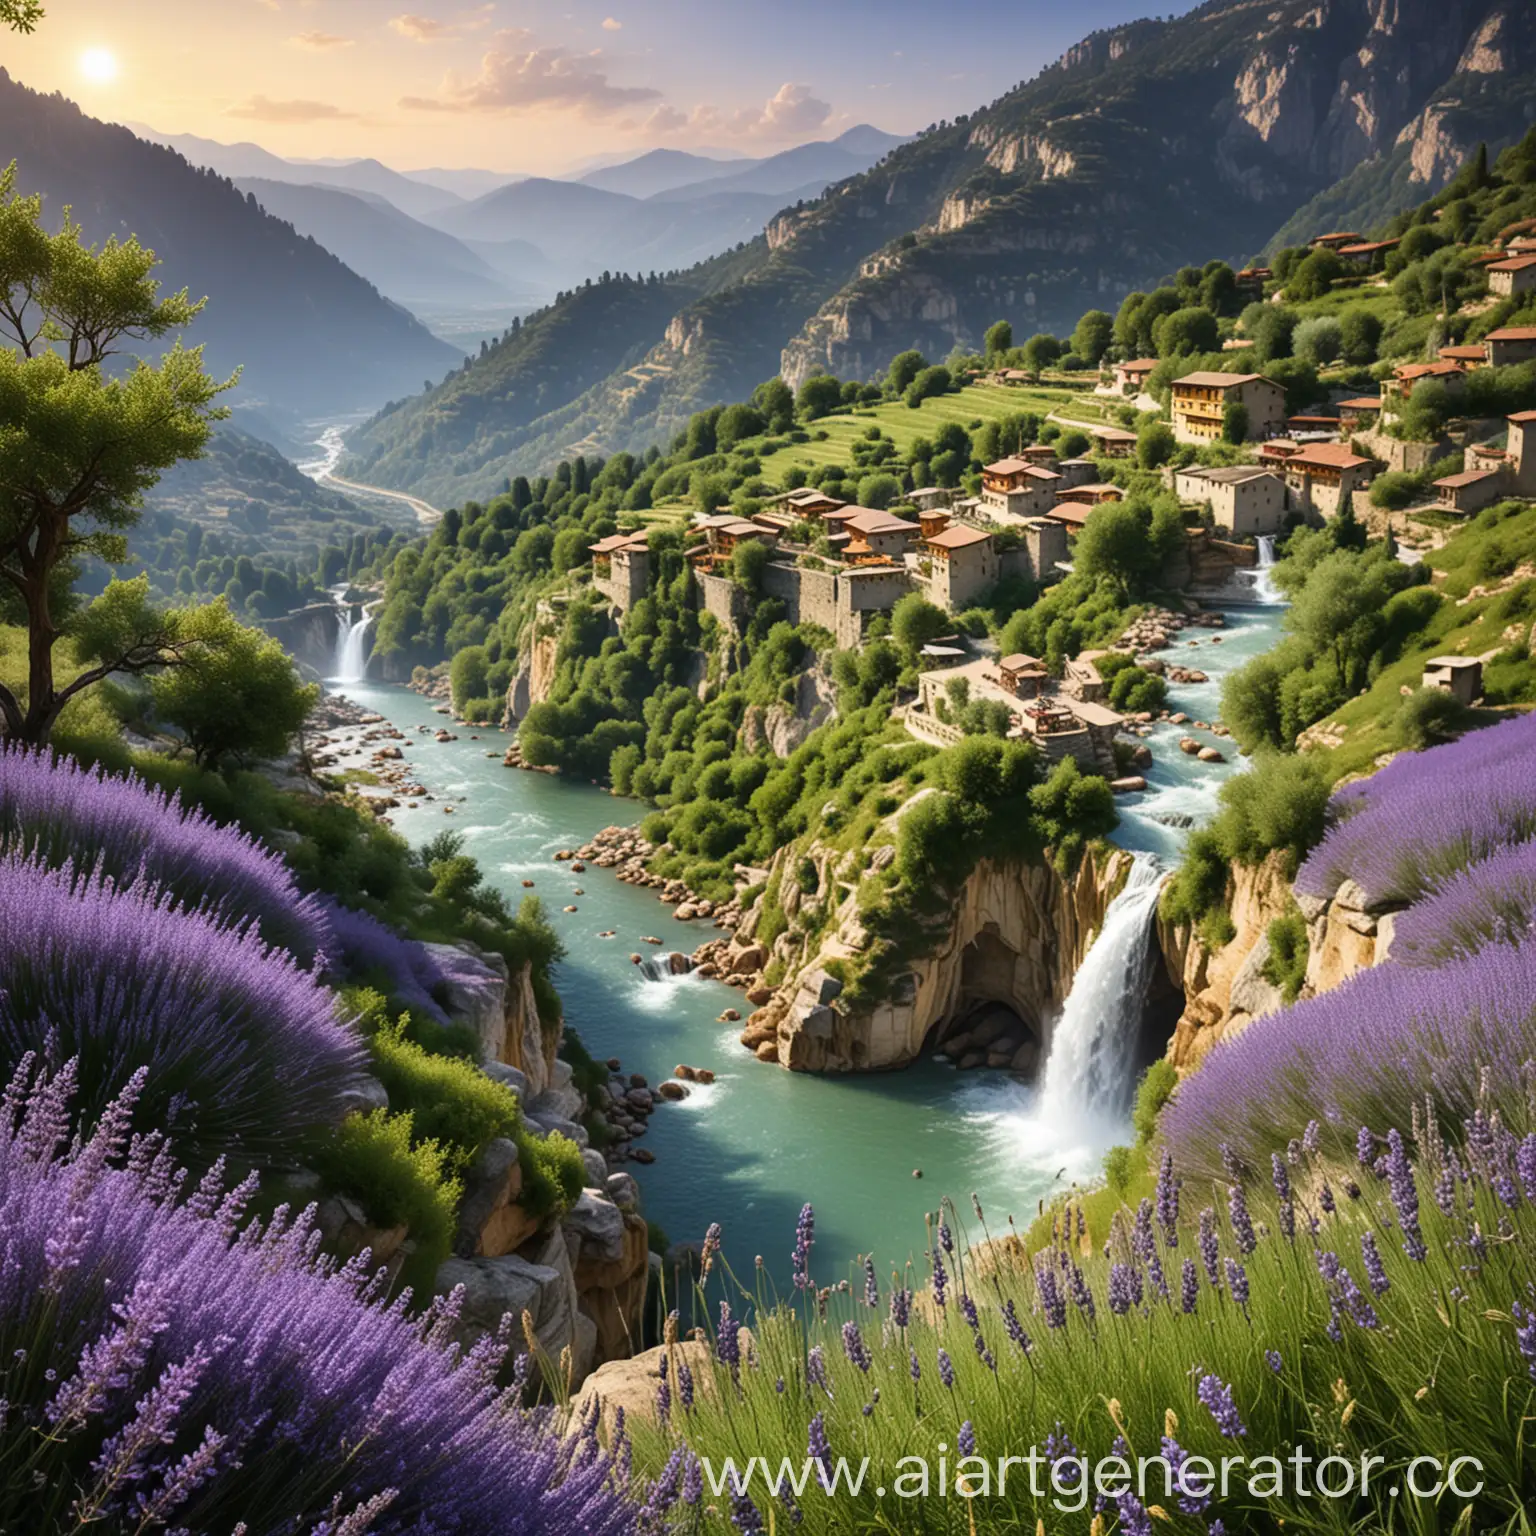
(1298, 711), (1536, 906)
(1391, 839), (1536, 968)
(323, 897), (455, 1022)
(0, 853), (364, 1166)
(0, 744), (332, 964)
(0, 1060), (638, 1534)
(1163, 937), (1536, 1178)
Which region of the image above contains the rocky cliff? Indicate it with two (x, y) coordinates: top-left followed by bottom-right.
(1161, 853), (1394, 1073)
(731, 845), (1154, 1073)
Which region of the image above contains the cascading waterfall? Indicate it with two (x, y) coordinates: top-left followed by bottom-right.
(334, 605), (375, 683)
(1033, 856), (1165, 1129)
(1250, 534), (1283, 605)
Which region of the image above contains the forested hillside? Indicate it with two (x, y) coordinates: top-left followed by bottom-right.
(342, 0), (1533, 501)
(0, 70), (459, 415)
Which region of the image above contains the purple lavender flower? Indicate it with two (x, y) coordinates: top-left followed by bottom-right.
(936, 1348), (954, 1389)
(1068, 1264), (1096, 1324)
(890, 1286), (912, 1330)
(1160, 1434), (1211, 1515)
(1155, 1150), (1180, 1247)
(1001, 1299), (1031, 1355)
(1224, 1257), (1249, 1310)
(1360, 1231), (1390, 1295)
(938, 1219), (953, 1255)
(841, 1321), (871, 1374)
(0, 746), (332, 964)
(1227, 1185), (1256, 1256)
(1180, 1259), (1199, 1314)
(805, 1345), (828, 1396)
(701, 1222), (722, 1278)
(0, 1063), (634, 1535)
(807, 1411), (832, 1483)
(791, 1203), (815, 1290)
(1297, 712), (1536, 908)
(730, 1488), (764, 1533)
(1108, 1264), (1143, 1316)
(1271, 1152), (1291, 1203)
(718, 1302), (742, 1373)
(931, 1249), (948, 1310)
(1386, 1129), (1428, 1261)
(1036, 1260), (1067, 1330)
(677, 1357), (695, 1410)
(1513, 1303), (1536, 1380)
(1303, 1120), (1321, 1157)
(1265, 1349), (1283, 1374)
(1044, 1424), (1081, 1487)
(862, 1257), (878, 1309)
(1393, 838), (1536, 968)
(1197, 1374), (1248, 1438)
(1198, 1209), (1221, 1289)
(957, 1420), (976, 1458)
(0, 855), (364, 1168)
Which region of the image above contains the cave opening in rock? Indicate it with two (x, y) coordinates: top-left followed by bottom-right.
(932, 923), (1043, 1075)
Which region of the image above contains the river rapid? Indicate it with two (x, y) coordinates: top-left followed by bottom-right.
(330, 572), (1285, 1286)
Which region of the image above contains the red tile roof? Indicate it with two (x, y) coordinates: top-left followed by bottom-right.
(1487, 327), (1536, 341)
(925, 524), (993, 551)
(1173, 372), (1279, 390)
(1287, 443), (1371, 471)
(1489, 254), (1536, 273)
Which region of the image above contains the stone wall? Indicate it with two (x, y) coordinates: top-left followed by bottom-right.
(697, 569), (748, 632)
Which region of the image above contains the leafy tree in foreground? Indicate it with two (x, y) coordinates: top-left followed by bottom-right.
(0, 164), (232, 742)
(149, 600), (318, 767)
(0, 1), (41, 31)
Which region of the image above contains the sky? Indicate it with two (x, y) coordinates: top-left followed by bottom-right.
(9, 0), (1177, 175)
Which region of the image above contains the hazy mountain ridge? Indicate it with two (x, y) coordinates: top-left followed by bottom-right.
(344, 0), (1536, 497)
(3, 73), (460, 416)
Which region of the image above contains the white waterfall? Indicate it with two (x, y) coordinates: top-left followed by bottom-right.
(1250, 534), (1283, 605)
(1034, 857), (1165, 1127)
(334, 605), (375, 683)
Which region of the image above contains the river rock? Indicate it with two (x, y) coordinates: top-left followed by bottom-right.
(605, 1172), (641, 1210)
(1111, 776), (1148, 793)
(657, 1080), (687, 1101)
(1197, 747), (1226, 764)
(563, 1190), (626, 1267)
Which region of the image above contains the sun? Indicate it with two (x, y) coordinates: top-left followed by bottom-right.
(79, 48), (119, 84)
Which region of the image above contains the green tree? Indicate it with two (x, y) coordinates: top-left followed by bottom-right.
(0, 2), (42, 31)
(691, 470), (729, 515)
(1071, 310), (1113, 366)
(904, 365), (952, 408)
(1222, 401), (1249, 444)
(1021, 333), (1062, 375)
(888, 350), (928, 394)
(731, 538), (769, 592)
(890, 593), (948, 654)
(1338, 307), (1383, 365)
(795, 374), (843, 421)
(1248, 306), (1298, 363)
(715, 401), (766, 449)
(1153, 306), (1217, 357)
(1136, 419), (1176, 469)
(752, 376), (796, 432)
(0, 165), (232, 742)
(1058, 428), (1091, 459)
(856, 472), (902, 509)
(1292, 314), (1342, 367)
(983, 320), (1013, 357)
(149, 601), (318, 767)
(449, 644), (490, 710)
(1286, 249), (1345, 302)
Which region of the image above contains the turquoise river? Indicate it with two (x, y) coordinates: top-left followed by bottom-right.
(335, 570), (1284, 1287)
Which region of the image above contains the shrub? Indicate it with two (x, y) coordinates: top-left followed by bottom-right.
(367, 1016), (519, 1172)
(0, 853), (364, 1169)
(0, 1066), (636, 1536)
(313, 1107), (461, 1294)
(1131, 1058), (1177, 1144)
(0, 744), (332, 963)
(1101, 1143), (1134, 1192)
(1260, 909), (1309, 1002)
(323, 901), (458, 1023)
(1393, 685), (1476, 749)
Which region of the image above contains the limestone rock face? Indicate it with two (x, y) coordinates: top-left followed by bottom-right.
(765, 850), (1140, 1072)
(454, 1138), (539, 1260)
(1164, 853), (1396, 1073)
(569, 1341), (717, 1440)
(421, 941), (509, 1061)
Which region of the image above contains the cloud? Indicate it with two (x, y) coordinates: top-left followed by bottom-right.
(290, 31), (354, 49)
(228, 95), (358, 122)
(602, 16), (622, 29)
(402, 28), (663, 117)
(390, 13), (451, 41)
(641, 82), (835, 144)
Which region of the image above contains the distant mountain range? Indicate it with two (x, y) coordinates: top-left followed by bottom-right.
(2, 72), (459, 419)
(341, 0), (1536, 505)
(129, 124), (910, 317)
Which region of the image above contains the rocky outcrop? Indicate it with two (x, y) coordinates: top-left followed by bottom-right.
(1163, 854), (1395, 1073)
(739, 661), (837, 757)
(261, 602), (344, 677)
(747, 848), (1142, 1073)
(505, 611), (562, 725)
